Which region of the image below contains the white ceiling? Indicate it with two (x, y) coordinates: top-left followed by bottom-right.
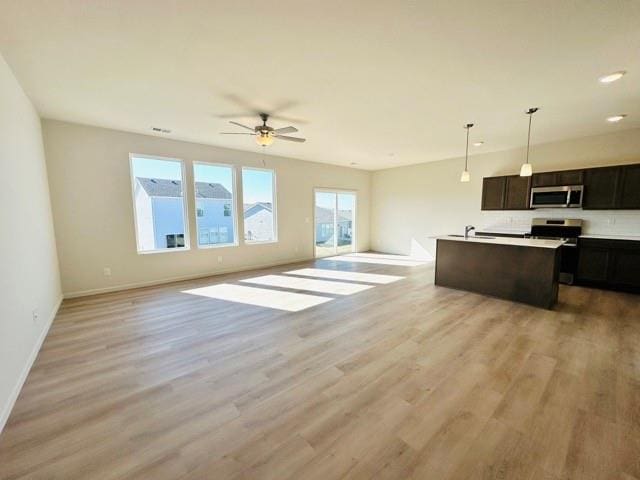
(1, 0), (639, 170)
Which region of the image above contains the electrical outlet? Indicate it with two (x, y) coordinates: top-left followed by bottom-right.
(32, 309), (39, 323)
(103, 267), (112, 277)
(217, 256), (223, 263)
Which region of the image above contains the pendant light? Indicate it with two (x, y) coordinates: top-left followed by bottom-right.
(520, 107), (539, 177)
(460, 123), (474, 182)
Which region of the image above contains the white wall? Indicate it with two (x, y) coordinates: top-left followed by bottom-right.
(42, 120), (371, 297)
(371, 128), (640, 258)
(0, 55), (62, 431)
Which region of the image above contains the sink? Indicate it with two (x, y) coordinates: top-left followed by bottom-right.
(447, 234), (464, 237)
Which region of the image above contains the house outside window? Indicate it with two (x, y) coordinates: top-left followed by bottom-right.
(130, 155), (189, 253)
(193, 163), (237, 247)
(242, 168), (277, 243)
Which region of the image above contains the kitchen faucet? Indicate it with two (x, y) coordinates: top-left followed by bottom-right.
(464, 225), (475, 239)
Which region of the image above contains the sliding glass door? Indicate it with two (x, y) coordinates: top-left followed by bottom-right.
(314, 189), (356, 258)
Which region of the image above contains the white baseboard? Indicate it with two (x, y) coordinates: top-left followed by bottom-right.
(63, 255), (315, 299)
(0, 295), (63, 435)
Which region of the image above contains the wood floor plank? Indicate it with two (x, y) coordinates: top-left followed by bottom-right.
(1, 256), (639, 479)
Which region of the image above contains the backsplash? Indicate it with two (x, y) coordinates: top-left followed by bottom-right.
(481, 209), (640, 236)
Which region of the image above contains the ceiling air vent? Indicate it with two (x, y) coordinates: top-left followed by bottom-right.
(151, 127), (172, 134)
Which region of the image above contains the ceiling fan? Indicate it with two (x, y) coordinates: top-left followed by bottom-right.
(220, 113), (306, 146)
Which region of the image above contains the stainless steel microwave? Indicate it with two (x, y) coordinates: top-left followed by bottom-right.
(530, 185), (583, 208)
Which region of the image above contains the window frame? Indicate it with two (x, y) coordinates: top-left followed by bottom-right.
(241, 166), (278, 245)
(129, 153), (191, 255)
(193, 161), (239, 249)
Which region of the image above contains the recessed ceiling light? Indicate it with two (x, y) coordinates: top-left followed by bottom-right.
(473, 141), (484, 147)
(606, 115), (627, 123)
(599, 71), (626, 83)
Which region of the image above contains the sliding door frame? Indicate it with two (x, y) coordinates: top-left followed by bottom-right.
(313, 187), (358, 258)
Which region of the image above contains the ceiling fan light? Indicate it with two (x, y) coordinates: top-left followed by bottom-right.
(599, 71), (626, 83)
(520, 163), (533, 177)
(256, 132), (274, 146)
(460, 170), (470, 182)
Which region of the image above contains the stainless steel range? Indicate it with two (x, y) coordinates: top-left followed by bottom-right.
(529, 218), (583, 284)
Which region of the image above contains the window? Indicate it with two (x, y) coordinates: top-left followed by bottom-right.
(242, 168), (277, 243)
(193, 162), (237, 247)
(130, 155), (189, 253)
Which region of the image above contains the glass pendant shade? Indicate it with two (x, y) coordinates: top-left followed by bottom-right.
(460, 123), (474, 183)
(520, 163), (532, 177)
(520, 108), (538, 177)
(256, 132), (274, 146)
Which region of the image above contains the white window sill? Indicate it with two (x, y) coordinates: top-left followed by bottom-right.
(137, 247), (191, 255)
(198, 242), (239, 250)
(245, 240), (278, 246)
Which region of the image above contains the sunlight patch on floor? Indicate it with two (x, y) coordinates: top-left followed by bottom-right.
(240, 275), (374, 295)
(182, 284), (332, 312)
(285, 268), (404, 284)
(324, 253), (430, 267)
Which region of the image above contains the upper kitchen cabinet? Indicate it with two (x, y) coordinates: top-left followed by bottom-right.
(618, 164), (640, 209)
(504, 175), (531, 210)
(582, 166), (621, 209)
(531, 169), (583, 187)
(481, 176), (506, 210)
(481, 175), (530, 210)
(482, 163), (639, 211)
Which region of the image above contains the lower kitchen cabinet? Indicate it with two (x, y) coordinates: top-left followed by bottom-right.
(576, 244), (610, 283)
(576, 238), (640, 292)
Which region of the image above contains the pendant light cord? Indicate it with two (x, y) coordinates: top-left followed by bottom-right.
(525, 107), (538, 165)
(465, 126), (470, 170)
(464, 123), (473, 170)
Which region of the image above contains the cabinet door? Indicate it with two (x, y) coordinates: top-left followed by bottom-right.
(532, 172), (558, 187)
(481, 177), (506, 210)
(583, 167), (621, 209)
(576, 246), (610, 283)
(618, 164), (640, 209)
(504, 175), (531, 210)
(556, 169), (584, 186)
(610, 249), (640, 288)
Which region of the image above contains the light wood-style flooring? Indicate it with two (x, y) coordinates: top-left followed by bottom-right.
(1, 253), (639, 479)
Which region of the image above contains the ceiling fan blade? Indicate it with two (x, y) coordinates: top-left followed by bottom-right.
(273, 126), (298, 134)
(220, 132), (255, 135)
(229, 121), (255, 132)
(276, 135), (306, 143)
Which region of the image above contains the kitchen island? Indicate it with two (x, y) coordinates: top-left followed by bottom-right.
(435, 235), (564, 309)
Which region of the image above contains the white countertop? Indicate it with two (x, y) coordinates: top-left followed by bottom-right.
(435, 235), (565, 249)
(476, 229), (530, 236)
(580, 234), (640, 241)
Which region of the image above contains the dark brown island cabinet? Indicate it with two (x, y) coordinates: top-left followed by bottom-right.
(576, 238), (640, 293)
(435, 237), (561, 309)
(481, 162), (640, 211)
